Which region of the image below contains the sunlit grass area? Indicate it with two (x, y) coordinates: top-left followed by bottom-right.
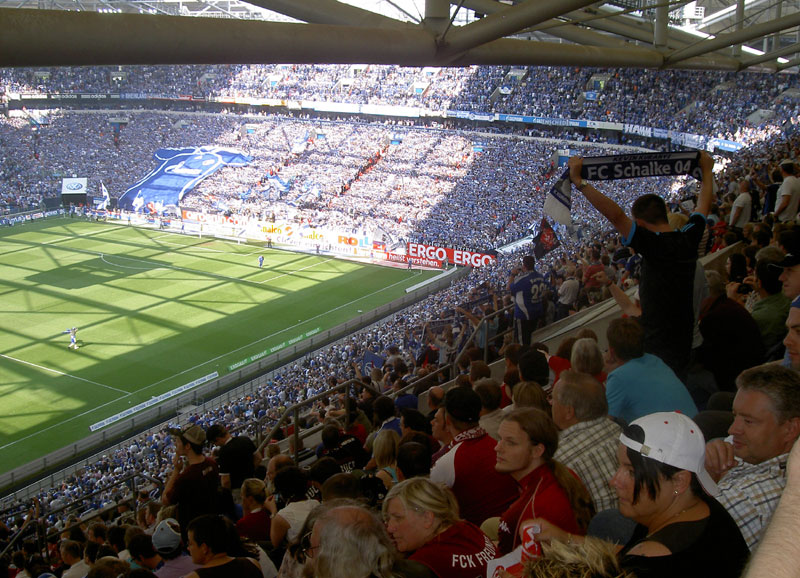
(0, 218), (435, 473)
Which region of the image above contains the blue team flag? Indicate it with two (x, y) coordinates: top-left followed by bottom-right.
(361, 351), (385, 375)
(98, 182), (110, 210)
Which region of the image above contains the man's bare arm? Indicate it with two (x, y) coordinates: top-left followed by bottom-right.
(568, 157), (633, 238)
(695, 151), (715, 217)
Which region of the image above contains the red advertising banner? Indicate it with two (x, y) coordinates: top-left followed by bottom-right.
(406, 242), (496, 267)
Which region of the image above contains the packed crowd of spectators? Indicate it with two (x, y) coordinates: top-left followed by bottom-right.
(4, 63), (800, 578)
(1, 110), (689, 252)
(3, 63), (800, 140)
(3, 115), (800, 571)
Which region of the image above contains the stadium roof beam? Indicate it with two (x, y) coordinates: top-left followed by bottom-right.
(563, 8), (694, 50)
(0, 6), (744, 70)
(245, 0), (411, 28)
(424, 0), (449, 34)
(541, 20), (643, 48)
(654, 2), (668, 48)
(194, 1), (239, 19)
(459, 36), (738, 69)
(741, 40), (800, 68)
(452, 0), (696, 53)
(664, 11), (800, 64)
(438, 0), (600, 56)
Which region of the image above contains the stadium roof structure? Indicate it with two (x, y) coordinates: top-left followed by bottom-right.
(0, 0), (798, 72)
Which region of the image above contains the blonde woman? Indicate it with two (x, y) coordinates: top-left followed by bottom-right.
(237, 478), (271, 542)
(383, 477), (496, 578)
(373, 429), (400, 490)
(510, 381), (549, 412)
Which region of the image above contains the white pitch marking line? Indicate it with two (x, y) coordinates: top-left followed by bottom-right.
(255, 258), (334, 284)
(0, 393), (129, 451)
(138, 269), (424, 391)
(0, 353), (128, 394)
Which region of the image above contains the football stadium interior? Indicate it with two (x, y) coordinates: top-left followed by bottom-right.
(1, 0), (800, 575)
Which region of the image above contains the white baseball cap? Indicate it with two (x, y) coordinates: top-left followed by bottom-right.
(619, 412), (718, 497)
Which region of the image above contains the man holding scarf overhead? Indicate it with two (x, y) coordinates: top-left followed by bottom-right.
(567, 151), (715, 381)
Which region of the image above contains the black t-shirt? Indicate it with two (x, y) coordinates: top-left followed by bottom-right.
(620, 495), (749, 578)
(623, 212), (706, 376)
(195, 557), (262, 578)
(322, 435), (370, 472)
(217, 435), (257, 490)
(764, 182), (780, 214)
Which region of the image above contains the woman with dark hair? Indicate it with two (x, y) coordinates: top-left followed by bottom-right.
(726, 252), (748, 284)
(526, 412), (749, 578)
(184, 514), (261, 578)
(494, 408), (594, 555)
(266, 466), (319, 548)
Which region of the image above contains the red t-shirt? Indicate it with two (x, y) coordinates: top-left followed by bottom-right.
(500, 384), (513, 408)
(235, 508), (271, 542)
(345, 423), (368, 446)
(583, 263), (605, 288)
(548, 356), (571, 383)
(430, 429), (519, 526)
(411, 521), (497, 578)
(497, 464), (583, 555)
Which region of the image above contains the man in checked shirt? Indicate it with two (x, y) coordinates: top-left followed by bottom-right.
(551, 370), (621, 513)
(705, 363), (800, 550)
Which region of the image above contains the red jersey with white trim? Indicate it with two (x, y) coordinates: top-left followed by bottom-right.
(430, 427), (519, 525)
(411, 521), (497, 578)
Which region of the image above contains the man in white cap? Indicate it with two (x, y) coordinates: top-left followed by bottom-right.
(152, 518), (200, 578)
(705, 364), (800, 549)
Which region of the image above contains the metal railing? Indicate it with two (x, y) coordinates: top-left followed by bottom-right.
(0, 471), (163, 563)
(454, 303), (515, 364)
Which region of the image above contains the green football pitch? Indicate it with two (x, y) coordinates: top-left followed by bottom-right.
(0, 218), (436, 475)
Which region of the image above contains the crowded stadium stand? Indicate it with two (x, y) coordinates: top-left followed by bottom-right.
(3, 0), (800, 575)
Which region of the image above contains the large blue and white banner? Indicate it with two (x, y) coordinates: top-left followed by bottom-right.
(118, 146), (251, 212)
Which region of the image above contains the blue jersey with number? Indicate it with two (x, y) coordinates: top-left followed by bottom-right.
(509, 270), (549, 321)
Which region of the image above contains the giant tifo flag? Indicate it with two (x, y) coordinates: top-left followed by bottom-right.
(118, 146), (251, 212)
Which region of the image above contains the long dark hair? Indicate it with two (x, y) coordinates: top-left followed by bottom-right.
(727, 253), (747, 284)
(623, 424), (703, 504)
